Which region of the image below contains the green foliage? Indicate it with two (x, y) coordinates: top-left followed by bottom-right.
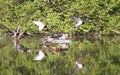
(0, 0), (120, 35)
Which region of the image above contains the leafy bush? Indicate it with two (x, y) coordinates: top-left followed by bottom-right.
(0, 0), (120, 35)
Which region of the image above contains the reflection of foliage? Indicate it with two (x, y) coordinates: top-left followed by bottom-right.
(0, 0), (120, 35)
(0, 37), (120, 75)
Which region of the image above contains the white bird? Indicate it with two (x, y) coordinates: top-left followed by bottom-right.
(72, 16), (84, 28)
(70, 61), (83, 75)
(33, 50), (45, 60)
(33, 21), (45, 31)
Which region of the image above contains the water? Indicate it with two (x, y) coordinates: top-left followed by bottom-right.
(0, 36), (120, 75)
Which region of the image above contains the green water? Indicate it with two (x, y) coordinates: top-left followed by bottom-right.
(0, 36), (120, 75)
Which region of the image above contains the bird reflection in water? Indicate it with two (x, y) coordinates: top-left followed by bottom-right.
(70, 61), (83, 75)
(12, 39), (32, 54)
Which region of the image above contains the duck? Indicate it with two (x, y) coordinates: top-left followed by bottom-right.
(42, 42), (59, 54)
(12, 39), (32, 53)
(72, 16), (88, 28)
(45, 33), (64, 42)
(45, 33), (71, 44)
(49, 39), (71, 44)
(70, 61), (83, 75)
(58, 43), (69, 50)
(75, 61), (83, 69)
(49, 33), (62, 38)
(59, 34), (69, 40)
(12, 38), (19, 48)
(12, 25), (20, 40)
(33, 50), (45, 60)
(18, 30), (33, 39)
(45, 43), (68, 54)
(12, 25), (33, 40)
(12, 32), (20, 41)
(48, 46), (61, 54)
(17, 44), (32, 53)
(45, 35), (54, 42)
(32, 21), (46, 32)
(12, 30), (33, 40)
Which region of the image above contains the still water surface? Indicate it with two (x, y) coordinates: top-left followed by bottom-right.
(0, 36), (120, 75)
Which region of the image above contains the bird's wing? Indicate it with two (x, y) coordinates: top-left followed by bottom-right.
(26, 32), (33, 36)
(38, 25), (45, 31)
(72, 16), (82, 23)
(77, 18), (82, 23)
(18, 32), (24, 39)
(33, 21), (44, 27)
(34, 50), (45, 60)
(12, 30), (16, 34)
(16, 24), (20, 33)
(39, 50), (45, 57)
(34, 55), (40, 60)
